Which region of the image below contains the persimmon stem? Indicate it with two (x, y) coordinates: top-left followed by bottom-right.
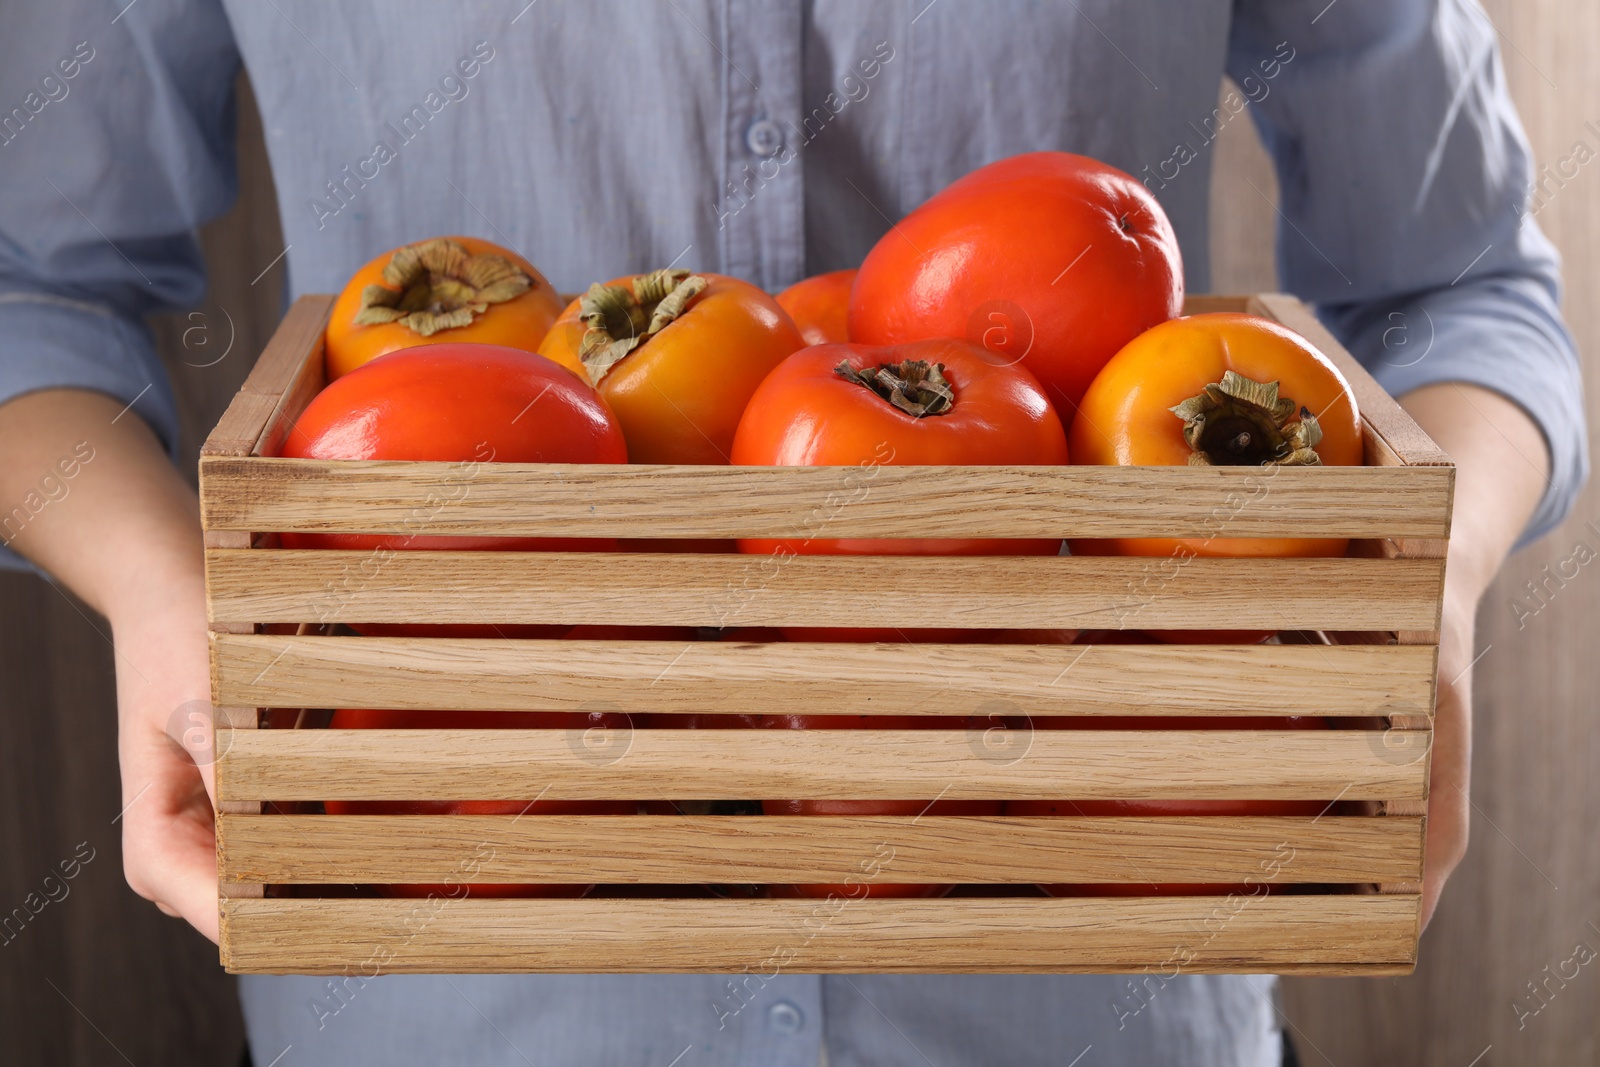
(1169, 371), (1323, 466)
(578, 269), (708, 382)
(836, 359), (954, 417)
(352, 238), (531, 337)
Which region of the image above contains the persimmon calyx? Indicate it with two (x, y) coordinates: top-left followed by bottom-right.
(578, 268), (709, 382)
(836, 359), (954, 417)
(353, 238), (532, 336)
(1170, 370), (1324, 466)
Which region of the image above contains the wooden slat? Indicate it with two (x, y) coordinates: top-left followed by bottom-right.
(213, 705), (263, 899)
(217, 813), (1423, 885)
(252, 329), (325, 459)
(200, 295), (331, 458)
(213, 728), (1428, 803)
(1249, 293), (1454, 469)
(218, 895), (1420, 974)
(211, 633), (1438, 718)
(204, 550), (1447, 631)
(1379, 538), (1444, 898)
(199, 392), (280, 459)
(198, 457), (1453, 539)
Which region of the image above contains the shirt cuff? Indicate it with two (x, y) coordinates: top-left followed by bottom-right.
(1324, 274), (1588, 548)
(0, 291), (180, 572)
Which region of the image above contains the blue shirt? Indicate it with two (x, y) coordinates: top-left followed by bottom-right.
(0, 2), (1584, 1064)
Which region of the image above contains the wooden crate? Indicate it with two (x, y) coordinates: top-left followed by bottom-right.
(202, 293), (1451, 976)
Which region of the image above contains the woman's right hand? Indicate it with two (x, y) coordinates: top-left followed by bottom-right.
(1, 388), (223, 943)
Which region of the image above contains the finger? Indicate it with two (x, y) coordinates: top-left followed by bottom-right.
(120, 779), (224, 943)
(130, 844), (222, 944)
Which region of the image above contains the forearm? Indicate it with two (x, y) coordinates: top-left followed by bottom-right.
(0, 388), (205, 627)
(1398, 383), (1550, 612)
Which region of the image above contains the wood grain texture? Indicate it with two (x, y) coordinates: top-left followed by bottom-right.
(198, 391), (280, 459)
(203, 549), (1448, 630)
(199, 295), (329, 458)
(217, 813), (1423, 885)
(211, 632), (1438, 718)
(198, 456), (1454, 539)
(217, 894), (1421, 975)
(252, 322), (325, 459)
(213, 727), (1428, 803)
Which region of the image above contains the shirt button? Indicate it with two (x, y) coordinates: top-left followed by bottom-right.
(768, 1000), (804, 1035)
(745, 118), (785, 157)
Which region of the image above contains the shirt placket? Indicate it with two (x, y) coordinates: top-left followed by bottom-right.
(717, 0), (805, 291)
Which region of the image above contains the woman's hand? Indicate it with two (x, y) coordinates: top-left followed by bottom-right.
(1400, 383), (1550, 932)
(1418, 582), (1477, 930)
(111, 569), (221, 942)
(1, 389), (221, 943)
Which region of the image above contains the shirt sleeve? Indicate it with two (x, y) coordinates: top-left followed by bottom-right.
(0, 0), (240, 570)
(1228, 0), (1586, 545)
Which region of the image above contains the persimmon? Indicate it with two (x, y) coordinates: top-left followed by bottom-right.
(325, 236), (564, 379)
(850, 152), (1183, 419)
(537, 269), (805, 464)
(279, 343), (627, 637)
(1069, 313), (1361, 571)
(732, 337), (1068, 641)
(776, 268), (855, 345)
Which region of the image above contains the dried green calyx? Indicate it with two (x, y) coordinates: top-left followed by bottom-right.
(836, 359), (955, 417)
(1170, 370), (1323, 466)
(352, 238), (532, 336)
(577, 268), (709, 382)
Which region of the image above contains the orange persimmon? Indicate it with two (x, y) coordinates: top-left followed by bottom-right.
(325, 236), (565, 379)
(537, 269), (805, 464)
(776, 268), (855, 346)
(1069, 313), (1361, 563)
(731, 337), (1069, 642)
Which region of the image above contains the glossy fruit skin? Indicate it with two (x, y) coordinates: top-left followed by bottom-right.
(850, 152), (1184, 418)
(761, 714), (1003, 898)
(1069, 312), (1362, 561)
(324, 708), (635, 898)
(537, 272), (805, 464)
(325, 236), (565, 379)
(733, 339), (1068, 558)
(280, 344), (627, 638)
(1006, 714), (1328, 896)
(776, 269), (856, 346)
(280, 344), (627, 554)
(732, 338), (1068, 641)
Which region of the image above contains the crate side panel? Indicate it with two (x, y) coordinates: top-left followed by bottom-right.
(204, 551), (1448, 631)
(213, 634), (1439, 719)
(217, 813), (1424, 885)
(200, 295), (332, 459)
(213, 728), (1429, 803)
(199, 458), (1453, 540)
(219, 895), (1420, 974)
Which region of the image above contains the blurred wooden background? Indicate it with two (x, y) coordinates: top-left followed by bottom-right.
(1, 0), (1594, 1061)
